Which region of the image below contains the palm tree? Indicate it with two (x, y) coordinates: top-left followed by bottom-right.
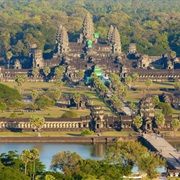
(145, 78), (152, 92)
(125, 75), (132, 88)
(170, 119), (180, 136)
(30, 90), (39, 102)
(30, 149), (39, 180)
(77, 70), (84, 83)
(30, 115), (45, 137)
(21, 150), (31, 175)
(54, 66), (65, 80)
(132, 73), (139, 87)
(32, 68), (39, 79)
(133, 115), (143, 132)
(72, 93), (81, 109)
(43, 66), (51, 77)
(155, 113), (165, 130)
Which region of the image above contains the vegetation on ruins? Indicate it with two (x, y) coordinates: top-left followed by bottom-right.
(30, 115), (45, 137)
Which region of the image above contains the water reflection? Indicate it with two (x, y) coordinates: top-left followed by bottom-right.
(0, 142), (179, 171)
(0, 143), (104, 170)
(91, 143), (107, 157)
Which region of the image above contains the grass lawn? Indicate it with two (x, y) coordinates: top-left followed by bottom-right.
(1, 107), (91, 118)
(0, 131), (82, 137)
(134, 81), (175, 89)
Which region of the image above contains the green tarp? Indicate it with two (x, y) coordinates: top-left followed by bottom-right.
(94, 68), (102, 76)
(94, 33), (99, 38)
(87, 40), (93, 47)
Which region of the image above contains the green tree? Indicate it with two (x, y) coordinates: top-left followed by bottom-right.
(54, 80), (64, 89)
(21, 150), (31, 175)
(155, 113), (165, 130)
(132, 73), (139, 86)
(72, 92), (81, 109)
(152, 95), (160, 106)
(77, 70), (84, 82)
(129, 102), (136, 111)
(170, 119), (180, 134)
(30, 90), (39, 102)
(105, 141), (147, 167)
(137, 152), (165, 179)
(0, 83), (22, 105)
(159, 102), (172, 115)
(120, 87), (128, 101)
(125, 75), (132, 88)
(0, 102), (7, 112)
(54, 66), (65, 80)
(15, 75), (27, 87)
(43, 66), (51, 77)
(29, 148), (40, 180)
(6, 51), (13, 60)
(133, 115), (143, 131)
(32, 68), (39, 78)
(174, 82), (180, 91)
(30, 115), (45, 137)
(35, 95), (55, 109)
(109, 73), (120, 90)
(51, 150), (82, 175)
(61, 111), (78, 118)
(145, 78), (152, 92)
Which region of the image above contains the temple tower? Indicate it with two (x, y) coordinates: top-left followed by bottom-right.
(111, 27), (122, 55)
(129, 43), (137, 54)
(29, 44), (44, 69)
(106, 25), (114, 44)
(56, 25), (69, 54)
(81, 12), (95, 44)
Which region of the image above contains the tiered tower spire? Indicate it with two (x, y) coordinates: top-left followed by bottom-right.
(56, 25), (69, 54)
(82, 12), (95, 43)
(111, 27), (122, 54)
(106, 25), (114, 44)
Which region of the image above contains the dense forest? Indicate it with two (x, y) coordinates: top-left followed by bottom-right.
(0, 0), (180, 57)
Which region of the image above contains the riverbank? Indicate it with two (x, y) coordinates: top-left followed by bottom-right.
(0, 131), (179, 143)
(0, 135), (180, 143)
(0, 136), (138, 143)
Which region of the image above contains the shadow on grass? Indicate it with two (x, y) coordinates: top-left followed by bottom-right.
(67, 133), (82, 136)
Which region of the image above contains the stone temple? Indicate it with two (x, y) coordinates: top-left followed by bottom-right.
(0, 12), (180, 82)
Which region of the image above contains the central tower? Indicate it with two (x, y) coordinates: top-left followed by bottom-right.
(78, 12), (95, 44)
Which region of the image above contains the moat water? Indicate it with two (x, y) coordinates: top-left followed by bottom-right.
(0, 142), (179, 171)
